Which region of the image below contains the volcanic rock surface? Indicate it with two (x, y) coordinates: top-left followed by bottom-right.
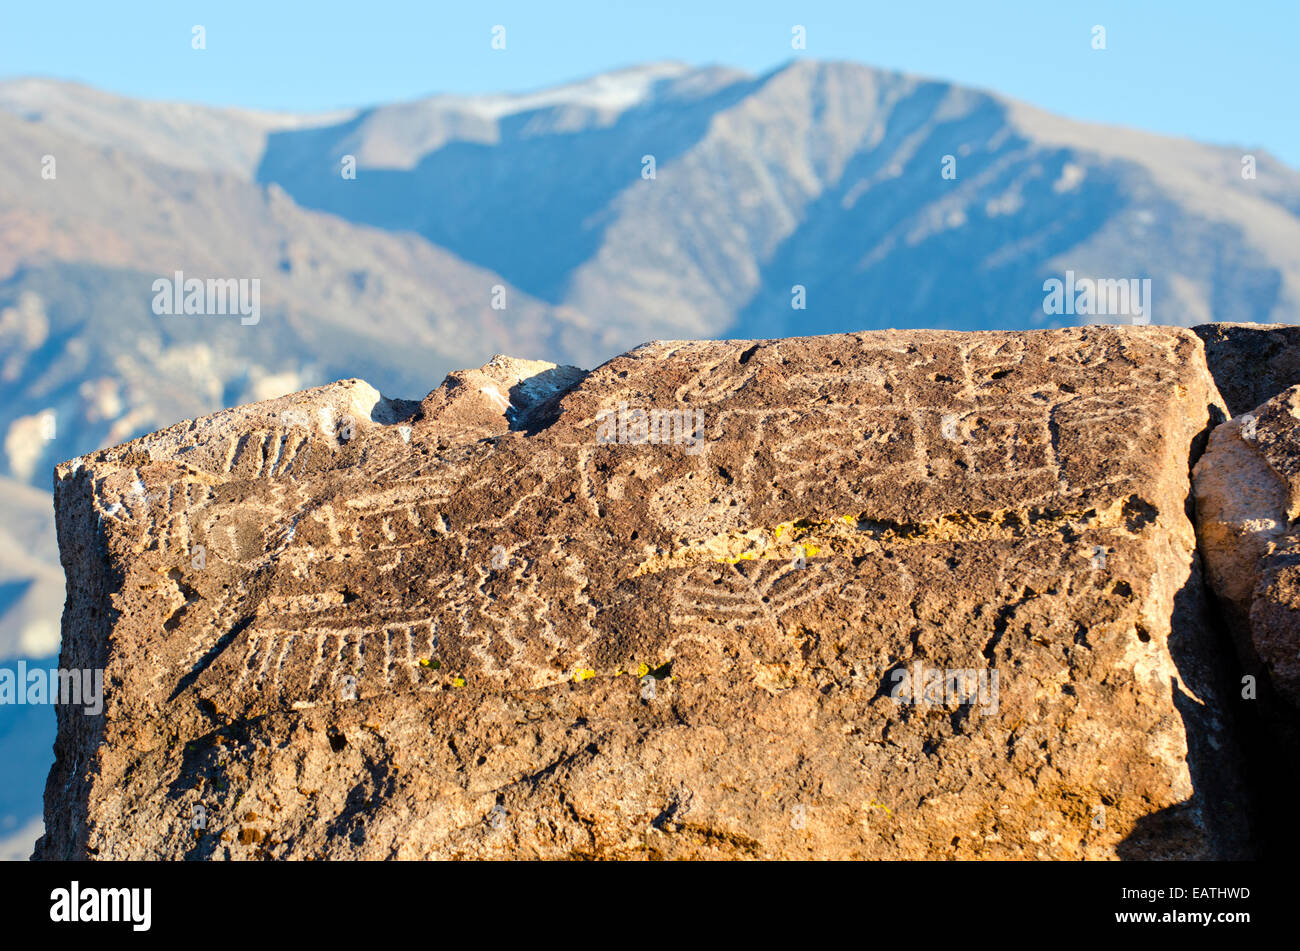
(38, 326), (1256, 859)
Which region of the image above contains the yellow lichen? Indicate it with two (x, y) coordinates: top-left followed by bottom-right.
(629, 500), (1135, 577)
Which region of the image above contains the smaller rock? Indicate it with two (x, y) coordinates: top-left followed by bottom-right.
(1194, 384), (1300, 704)
(418, 355), (587, 443)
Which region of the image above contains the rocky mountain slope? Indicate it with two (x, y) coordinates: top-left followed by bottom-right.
(35, 323), (1300, 859)
(256, 60), (1300, 340)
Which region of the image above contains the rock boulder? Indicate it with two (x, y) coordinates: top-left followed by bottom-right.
(37, 327), (1252, 859)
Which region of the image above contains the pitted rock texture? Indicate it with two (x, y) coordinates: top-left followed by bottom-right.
(1194, 385), (1300, 705)
(38, 327), (1252, 860)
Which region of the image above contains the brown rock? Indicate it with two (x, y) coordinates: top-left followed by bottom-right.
(38, 326), (1250, 860)
(1194, 384), (1300, 704)
(417, 355), (587, 444)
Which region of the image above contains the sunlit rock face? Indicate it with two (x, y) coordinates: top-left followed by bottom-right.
(36, 327), (1255, 860)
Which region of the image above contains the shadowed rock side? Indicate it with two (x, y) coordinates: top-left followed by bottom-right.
(1193, 323), (1300, 418)
(37, 327), (1252, 860)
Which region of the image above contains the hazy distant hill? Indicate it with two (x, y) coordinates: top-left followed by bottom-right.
(0, 104), (593, 492)
(249, 60), (1300, 341)
(8, 61), (1297, 371)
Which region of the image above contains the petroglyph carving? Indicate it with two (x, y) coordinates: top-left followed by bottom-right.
(41, 330), (1256, 859)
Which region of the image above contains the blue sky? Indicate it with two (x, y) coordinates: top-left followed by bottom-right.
(1, 0), (1296, 166)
